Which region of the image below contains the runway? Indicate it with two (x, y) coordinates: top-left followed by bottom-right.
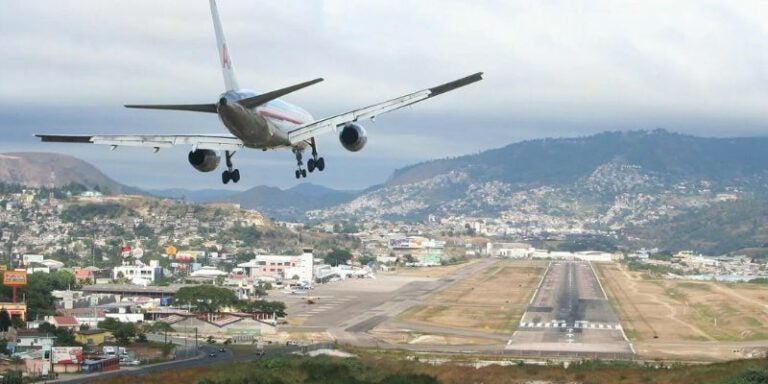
(505, 261), (635, 359)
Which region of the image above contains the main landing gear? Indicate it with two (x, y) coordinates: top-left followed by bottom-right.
(221, 150), (240, 184)
(294, 138), (325, 179)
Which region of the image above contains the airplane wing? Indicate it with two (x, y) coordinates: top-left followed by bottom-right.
(287, 72), (483, 144)
(35, 134), (244, 151)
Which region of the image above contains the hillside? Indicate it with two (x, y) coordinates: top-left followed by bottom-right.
(0, 152), (140, 195)
(312, 130), (768, 253)
(217, 183), (357, 220)
(148, 188), (239, 202)
(386, 129), (768, 188)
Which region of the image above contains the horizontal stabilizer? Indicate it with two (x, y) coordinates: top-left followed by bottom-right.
(36, 134), (93, 143)
(238, 78), (323, 109)
(124, 103), (218, 113)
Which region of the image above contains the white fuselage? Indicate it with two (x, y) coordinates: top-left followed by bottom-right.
(217, 89), (314, 150)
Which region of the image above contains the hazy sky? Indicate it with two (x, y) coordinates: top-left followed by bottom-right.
(1, 1), (767, 190)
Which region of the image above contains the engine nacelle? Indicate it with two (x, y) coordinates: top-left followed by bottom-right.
(187, 149), (220, 172)
(339, 123), (368, 152)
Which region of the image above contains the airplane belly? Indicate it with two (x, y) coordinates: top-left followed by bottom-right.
(218, 105), (290, 148)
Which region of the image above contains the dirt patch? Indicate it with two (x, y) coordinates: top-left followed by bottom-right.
(598, 263), (768, 360)
(398, 260), (546, 333)
(370, 330), (500, 346)
(382, 260), (481, 279)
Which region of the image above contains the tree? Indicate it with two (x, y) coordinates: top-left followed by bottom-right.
(143, 321), (173, 334)
(358, 255), (376, 267)
(10, 317), (24, 330)
(237, 300), (286, 317)
(0, 310), (11, 332)
(112, 322), (137, 345)
(38, 322), (79, 346)
(38, 322), (57, 335)
(133, 223), (154, 238)
(1, 271), (80, 319)
(173, 285), (238, 314)
(325, 249), (352, 267)
(97, 317), (120, 333)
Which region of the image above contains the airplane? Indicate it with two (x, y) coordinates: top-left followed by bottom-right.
(36, 0), (483, 185)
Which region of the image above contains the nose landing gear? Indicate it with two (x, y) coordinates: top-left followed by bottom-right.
(221, 150), (240, 184)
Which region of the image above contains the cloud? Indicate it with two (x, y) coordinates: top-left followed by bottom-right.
(1, 1), (767, 189)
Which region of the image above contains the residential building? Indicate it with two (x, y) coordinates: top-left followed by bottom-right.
(47, 316), (79, 330)
(113, 260), (163, 283)
(0, 302), (27, 321)
(10, 329), (56, 354)
(75, 329), (113, 346)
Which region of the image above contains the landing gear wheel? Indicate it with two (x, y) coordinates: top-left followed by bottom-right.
(316, 157), (325, 172)
(307, 158), (316, 173)
(301, 169), (307, 178)
(295, 170), (301, 179)
(222, 150), (239, 184)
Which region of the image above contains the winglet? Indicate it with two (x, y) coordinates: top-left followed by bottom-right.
(428, 72), (484, 97)
(237, 78), (324, 109)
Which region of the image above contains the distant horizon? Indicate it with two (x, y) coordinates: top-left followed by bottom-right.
(3, 127), (768, 192)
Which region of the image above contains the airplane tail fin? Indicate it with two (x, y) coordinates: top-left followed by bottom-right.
(209, 0), (240, 91)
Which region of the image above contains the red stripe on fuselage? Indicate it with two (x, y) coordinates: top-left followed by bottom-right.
(259, 109), (304, 125)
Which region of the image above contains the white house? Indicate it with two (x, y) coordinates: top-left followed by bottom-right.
(113, 260), (163, 283)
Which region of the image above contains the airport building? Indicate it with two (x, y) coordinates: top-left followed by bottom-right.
(486, 242), (535, 258)
(389, 236), (444, 266)
(238, 249), (314, 282)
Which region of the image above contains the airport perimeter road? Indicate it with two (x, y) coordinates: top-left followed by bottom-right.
(505, 261), (635, 359)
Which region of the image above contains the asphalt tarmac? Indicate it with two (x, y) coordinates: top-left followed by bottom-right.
(505, 261), (635, 359)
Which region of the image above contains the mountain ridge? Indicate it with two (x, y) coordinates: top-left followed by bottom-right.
(215, 182), (358, 220)
(311, 129), (768, 255)
(0, 152), (141, 195)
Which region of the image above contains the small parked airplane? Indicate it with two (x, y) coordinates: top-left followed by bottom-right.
(36, 0), (483, 184)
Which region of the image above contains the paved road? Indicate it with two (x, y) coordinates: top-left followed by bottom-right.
(505, 261), (634, 359)
(51, 335), (332, 384)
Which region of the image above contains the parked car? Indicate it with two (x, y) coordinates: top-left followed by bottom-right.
(208, 353), (216, 358)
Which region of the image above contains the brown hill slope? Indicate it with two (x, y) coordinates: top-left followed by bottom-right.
(0, 152), (136, 194)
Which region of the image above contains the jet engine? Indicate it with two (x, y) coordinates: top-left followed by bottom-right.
(187, 149), (221, 172)
(338, 123), (368, 152)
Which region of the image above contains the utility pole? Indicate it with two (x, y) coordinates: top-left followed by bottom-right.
(92, 231), (96, 268)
